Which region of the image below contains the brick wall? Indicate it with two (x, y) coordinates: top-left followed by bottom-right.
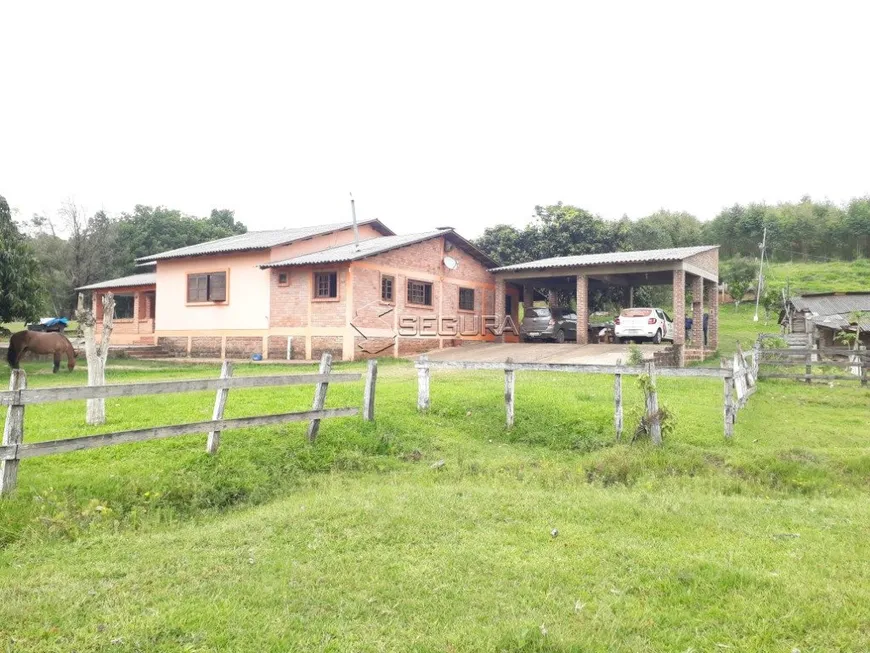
(686, 247), (719, 276)
(311, 336), (343, 359)
(158, 336), (189, 356)
(190, 336), (222, 358)
(269, 269), (309, 328)
(267, 335), (305, 360)
(225, 336), (262, 358)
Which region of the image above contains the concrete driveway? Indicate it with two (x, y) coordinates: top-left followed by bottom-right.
(424, 342), (670, 365)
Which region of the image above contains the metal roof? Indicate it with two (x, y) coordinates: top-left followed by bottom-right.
(489, 245), (719, 272)
(789, 293), (870, 316)
(136, 219), (393, 262)
(789, 293), (870, 332)
(262, 230), (450, 268)
(76, 272), (156, 291)
(262, 229), (498, 269)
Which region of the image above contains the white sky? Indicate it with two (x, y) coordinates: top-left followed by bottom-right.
(2, 1), (869, 238)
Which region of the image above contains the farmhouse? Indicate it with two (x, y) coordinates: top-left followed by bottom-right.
(79, 218), (720, 365)
(78, 219), (517, 359)
(781, 292), (870, 349)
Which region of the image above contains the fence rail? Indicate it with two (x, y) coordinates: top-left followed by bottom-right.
(415, 353), (754, 442)
(753, 344), (868, 385)
(0, 353), (379, 495)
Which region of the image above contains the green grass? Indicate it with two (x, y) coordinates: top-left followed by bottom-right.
(0, 349), (869, 651)
(766, 259), (870, 294)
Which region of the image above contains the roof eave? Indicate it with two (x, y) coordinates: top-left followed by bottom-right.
(135, 219), (395, 263)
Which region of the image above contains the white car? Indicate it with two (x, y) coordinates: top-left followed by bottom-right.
(614, 308), (674, 344)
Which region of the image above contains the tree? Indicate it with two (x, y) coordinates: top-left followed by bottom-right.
(723, 256), (756, 309)
(0, 195), (44, 324)
(76, 292), (115, 425)
(116, 205), (247, 272)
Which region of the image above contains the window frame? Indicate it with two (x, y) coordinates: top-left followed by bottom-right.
(186, 270), (229, 305)
(406, 278), (434, 307)
(312, 270), (339, 301)
(277, 271), (290, 287)
(380, 273), (395, 304)
(113, 294), (136, 321)
(458, 287), (475, 312)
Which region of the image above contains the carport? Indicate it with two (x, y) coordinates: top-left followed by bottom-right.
(489, 246), (720, 366)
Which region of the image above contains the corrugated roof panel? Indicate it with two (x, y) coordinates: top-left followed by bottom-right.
(488, 245), (719, 272)
(790, 293), (870, 316)
(136, 219), (392, 262)
(77, 273), (156, 291)
(262, 231), (450, 268)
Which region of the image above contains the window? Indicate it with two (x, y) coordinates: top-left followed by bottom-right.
(187, 272), (227, 303)
(114, 295), (135, 319)
(381, 274), (395, 302)
(459, 287), (475, 311)
(505, 294), (513, 317)
(407, 279), (433, 306)
(314, 271), (338, 299)
(277, 272), (289, 287)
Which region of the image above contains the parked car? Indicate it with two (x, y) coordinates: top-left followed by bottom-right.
(614, 308), (674, 344)
(521, 307), (577, 343)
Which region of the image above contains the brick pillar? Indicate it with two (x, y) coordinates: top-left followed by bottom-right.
(576, 274), (588, 344)
(691, 275), (704, 348)
(547, 290), (557, 309)
(706, 280), (719, 350)
(522, 283), (533, 311)
(133, 292), (141, 334)
(672, 269), (686, 366)
(495, 277), (506, 343)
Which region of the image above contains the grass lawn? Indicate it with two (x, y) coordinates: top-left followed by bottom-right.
(1, 307), (869, 650)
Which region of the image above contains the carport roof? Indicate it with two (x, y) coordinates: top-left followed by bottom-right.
(489, 245), (718, 272)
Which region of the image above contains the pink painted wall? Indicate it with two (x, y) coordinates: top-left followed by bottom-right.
(155, 250), (272, 331)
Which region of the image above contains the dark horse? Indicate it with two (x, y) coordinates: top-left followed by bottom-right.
(6, 331), (77, 373)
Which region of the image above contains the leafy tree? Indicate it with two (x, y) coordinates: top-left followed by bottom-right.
(116, 205), (247, 271)
(722, 256), (756, 309)
(474, 224), (527, 267)
(625, 210), (704, 251)
(0, 195), (44, 323)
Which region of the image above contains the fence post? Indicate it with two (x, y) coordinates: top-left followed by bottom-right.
(417, 355), (430, 411)
(722, 359), (735, 438)
(1, 369), (26, 496)
(363, 359), (378, 422)
(307, 352), (333, 442)
(614, 371), (623, 441)
(206, 360), (233, 455)
(752, 341), (761, 381)
(805, 349), (812, 384)
(646, 362), (662, 445)
(504, 357), (515, 428)
(862, 359), (868, 387)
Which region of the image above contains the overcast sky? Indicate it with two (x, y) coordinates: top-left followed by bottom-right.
(2, 1), (868, 238)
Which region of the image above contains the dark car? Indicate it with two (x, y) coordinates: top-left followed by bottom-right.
(520, 307), (577, 343)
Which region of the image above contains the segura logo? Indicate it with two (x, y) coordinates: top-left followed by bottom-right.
(351, 300), (517, 354)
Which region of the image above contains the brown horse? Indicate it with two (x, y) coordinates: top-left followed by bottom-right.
(6, 331), (77, 373)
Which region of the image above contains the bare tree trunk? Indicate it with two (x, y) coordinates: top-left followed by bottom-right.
(76, 292), (115, 425)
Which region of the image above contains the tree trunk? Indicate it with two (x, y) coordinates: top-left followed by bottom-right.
(76, 292), (115, 425)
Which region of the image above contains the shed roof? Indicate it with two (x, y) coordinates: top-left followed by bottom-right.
(136, 219), (394, 262)
(789, 292), (870, 316)
(489, 245), (718, 272)
(76, 272), (156, 291)
(262, 229), (498, 269)
(789, 292), (870, 332)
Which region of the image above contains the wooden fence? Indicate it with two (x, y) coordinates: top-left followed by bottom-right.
(0, 353), (380, 496)
(415, 354), (754, 443)
(751, 342), (868, 385)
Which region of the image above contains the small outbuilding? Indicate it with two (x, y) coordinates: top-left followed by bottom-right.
(781, 292), (870, 348)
